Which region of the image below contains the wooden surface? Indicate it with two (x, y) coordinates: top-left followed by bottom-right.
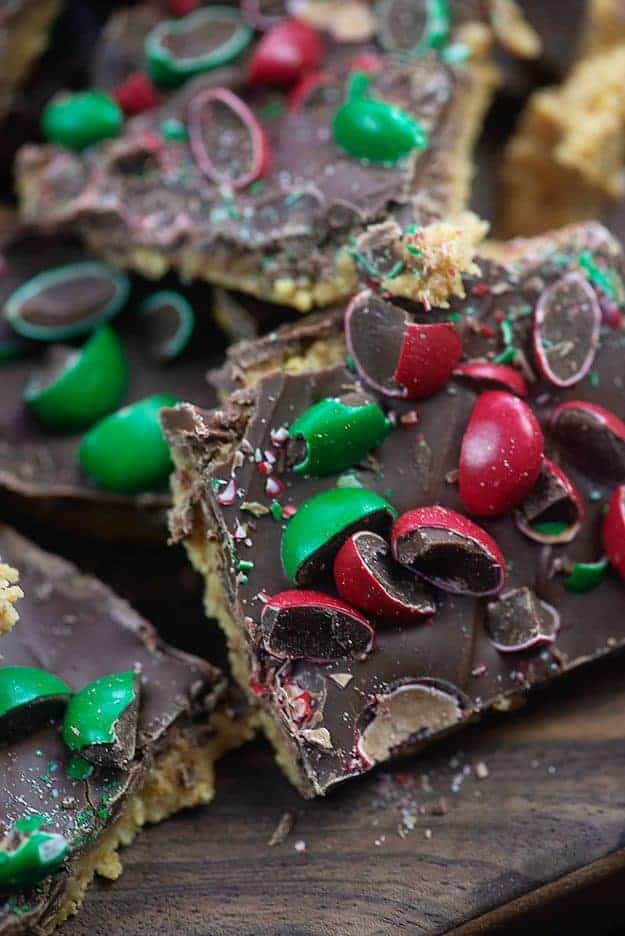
(60, 642), (625, 935)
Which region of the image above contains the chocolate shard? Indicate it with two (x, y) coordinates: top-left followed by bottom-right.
(485, 587), (559, 653)
(357, 682), (463, 766)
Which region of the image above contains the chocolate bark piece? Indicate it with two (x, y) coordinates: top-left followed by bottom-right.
(16, 4), (503, 312)
(0, 223), (223, 544)
(164, 220), (625, 797)
(0, 0), (61, 122)
(0, 525), (252, 934)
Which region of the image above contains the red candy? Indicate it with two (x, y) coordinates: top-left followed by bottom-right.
(261, 589), (374, 661)
(459, 391), (544, 517)
(113, 71), (162, 117)
(602, 486), (625, 582)
(248, 19), (323, 87)
(394, 322), (462, 400)
(550, 400), (625, 482)
(391, 505), (506, 597)
(452, 361), (528, 397)
(333, 531), (435, 622)
(515, 458), (584, 544)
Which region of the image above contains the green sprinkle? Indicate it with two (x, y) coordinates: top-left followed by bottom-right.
(589, 488), (604, 502)
(440, 42), (470, 64)
(270, 501), (284, 521)
(578, 250), (617, 300)
(385, 260), (405, 279)
(238, 574), (249, 585)
(345, 354), (356, 373)
(97, 808), (108, 820)
(248, 180), (264, 195)
(405, 244), (421, 257)
(66, 753), (94, 781)
(565, 557), (609, 593)
(260, 99), (284, 121)
(236, 559), (254, 572)
(500, 319), (514, 346)
(160, 117), (188, 142)
(336, 471), (363, 489)
(589, 371), (599, 387)
(447, 312), (463, 323)
(494, 346), (517, 365)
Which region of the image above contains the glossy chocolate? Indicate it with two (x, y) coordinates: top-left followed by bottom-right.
(166, 222), (625, 796)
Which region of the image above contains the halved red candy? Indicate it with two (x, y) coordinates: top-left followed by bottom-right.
(248, 19), (323, 87)
(485, 587), (560, 653)
(391, 505), (505, 596)
(550, 401), (625, 482)
(459, 390), (544, 517)
(453, 361), (528, 398)
(344, 291), (462, 399)
(533, 272), (600, 387)
(602, 485), (625, 582)
(515, 458), (584, 544)
(288, 70), (338, 112)
(334, 531), (435, 622)
(261, 590), (374, 661)
(188, 88), (270, 189)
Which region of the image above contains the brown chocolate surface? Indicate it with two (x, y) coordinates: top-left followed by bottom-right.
(166, 221), (625, 796)
(0, 524), (225, 933)
(16, 3), (490, 307)
(0, 226), (224, 542)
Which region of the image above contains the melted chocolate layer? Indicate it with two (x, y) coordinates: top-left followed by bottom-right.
(166, 222), (625, 796)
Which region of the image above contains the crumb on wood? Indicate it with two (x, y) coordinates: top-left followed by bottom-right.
(268, 811), (296, 847)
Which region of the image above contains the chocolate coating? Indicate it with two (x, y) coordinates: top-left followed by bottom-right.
(0, 525), (224, 932)
(166, 222), (625, 796)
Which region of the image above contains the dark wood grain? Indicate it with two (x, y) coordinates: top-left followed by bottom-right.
(58, 648), (625, 936)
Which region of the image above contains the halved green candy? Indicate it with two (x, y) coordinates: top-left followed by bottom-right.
(0, 666), (71, 738)
(281, 487), (397, 585)
(79, 392), (178, 494)
(146, 7), (253, 89)
(42, 90), (123, 151)
(0, 816), (68, 893)
(287, 394), (390, 477)
(139, 291), (195, 363)
(24, 326), (127, 430)
(62, 671), (139, 769)
(4, 261), (130, 342)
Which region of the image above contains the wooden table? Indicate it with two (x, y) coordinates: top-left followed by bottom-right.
(60, 641), (625, 935)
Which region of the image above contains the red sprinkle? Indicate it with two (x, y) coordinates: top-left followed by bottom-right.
(472, 282), (491, 298)
(282, 505), (297, 519)
(217, 478), (237, 505)
(113, 71), (162, 116)
(265, 476), (285, 497)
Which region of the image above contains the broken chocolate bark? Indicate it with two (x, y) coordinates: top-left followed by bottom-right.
(0, 223), (223, 544)
(0, 525), (250, 933)
(164, 220), (625, 797)
(16, 2), (503, 311)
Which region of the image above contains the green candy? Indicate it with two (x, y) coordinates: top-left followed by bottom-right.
(332, 72), (427, 164)
(62, 672), (137, 756)
(42, 90), (123, 151)
(0, 817), (68, 892)
(287, 396), (390, 476)
(146, 7), (253, 89)
(0, 666), (72, 735)
(24, 326), (127, 430)
(79, 393), (178, 494)
(565, 557), (609, 593)
(4, 261), (130, 342)
(281, 487), (397, 585)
